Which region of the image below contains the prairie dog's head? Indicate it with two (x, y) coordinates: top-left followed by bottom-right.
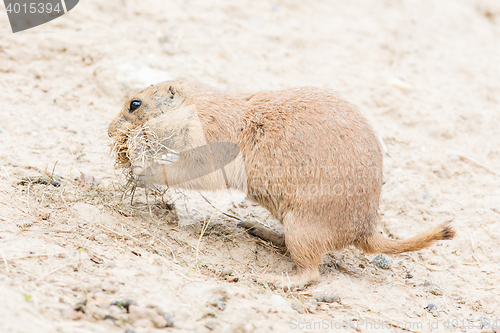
(108, 80), (209, 169)
(108, 81), (188, 138)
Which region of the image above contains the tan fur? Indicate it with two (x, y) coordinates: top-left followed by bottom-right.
(108, 80), (456, 287)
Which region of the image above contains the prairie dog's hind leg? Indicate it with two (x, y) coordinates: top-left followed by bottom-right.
(275, 211), (327, 289)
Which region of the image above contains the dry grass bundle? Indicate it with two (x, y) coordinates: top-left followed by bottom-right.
(109, 128), (132, 169)
(109, 125), (177, 187)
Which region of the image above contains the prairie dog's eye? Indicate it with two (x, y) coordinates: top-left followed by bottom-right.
(129, 100), (142, 112)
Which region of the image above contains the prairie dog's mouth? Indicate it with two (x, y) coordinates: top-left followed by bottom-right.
(109, 130), (132, 169)
(110, 125), (179, 174)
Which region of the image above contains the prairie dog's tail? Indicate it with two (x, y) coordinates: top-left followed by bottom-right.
(357, 222), (456, 254)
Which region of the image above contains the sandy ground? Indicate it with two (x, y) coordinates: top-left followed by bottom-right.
(1, 0), (500, 332)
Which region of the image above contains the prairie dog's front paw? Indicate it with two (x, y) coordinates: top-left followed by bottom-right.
(157, 152), (180, 165)
(131, 164), (146, 176)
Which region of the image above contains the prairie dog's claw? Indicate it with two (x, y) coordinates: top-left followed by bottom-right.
(131, 165), (145, 176)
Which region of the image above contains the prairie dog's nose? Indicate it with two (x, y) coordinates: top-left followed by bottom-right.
(108, 117), (123, 138)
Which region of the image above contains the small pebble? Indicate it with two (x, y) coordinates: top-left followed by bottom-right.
(104, 315), (117, 323)
(111, 298), (135, 312)
(129, 305), (171, 328)
(405, 271), (413, 279)
(307, 299), (318, 311)
(208, 295), (227, 311)
(425, 303), (437, 311)
(163, 312), (174, 327)
(313, 291), (341, 303)
(108, 305), (127, 321)
(39, 209), (50, 220)
(323, 295), (341, 303)
(204, 319), (218, 330)
(225, 276), (239, 283)
(270, 295), (290, 308)
(74, 299), (87, 312)
(423, 281), (443, 296)
(371, 254), (392, 269)
(215, 297), (226, 311)
(290, 302), (305, 314)
(221, 269), (233, 276)
(388, 77), (411, 91)
(313, 291), (325, 302)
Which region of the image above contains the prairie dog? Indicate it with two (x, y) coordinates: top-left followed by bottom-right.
(108, 80), (455, 288)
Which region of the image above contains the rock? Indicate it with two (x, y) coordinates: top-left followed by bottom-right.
(151, 314), (168, 328)
(163, 312), (174, 327)
(204, 319), (218, 330)
(405, 271), (413, 279)
(104, 315), (117, 323)
(38, 208), (50, 220)
(269, 295), (290, 309)
(108, 304), (128, 321)
(111, 298), (135, 312)
(74, 299), (87, 312)
(225, 276), (239, 283)
(313, 291), (325, 302)
(313, 291), (340, 303)
(322, 294), (341, 303)
(290, 302), (305, 314)
(90, 307), (108, 320)
(116, 63), (172, 90)
(388, 77), (411, 91)
(425, 303), (437, 311)
(209, 297), (226, 311)
(477, 316), (491, 329)
(371, 254), (392, 269)
(423, 281), (443, 296)
(129, 305), (173, 328)
(424, 303), (439, 317)
(307, 299), (318, 311)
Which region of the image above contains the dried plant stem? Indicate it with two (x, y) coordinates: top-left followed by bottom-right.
(0, 248), (9, 273)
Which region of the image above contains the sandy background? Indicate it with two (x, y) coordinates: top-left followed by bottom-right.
(1, 0), (500, 332)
